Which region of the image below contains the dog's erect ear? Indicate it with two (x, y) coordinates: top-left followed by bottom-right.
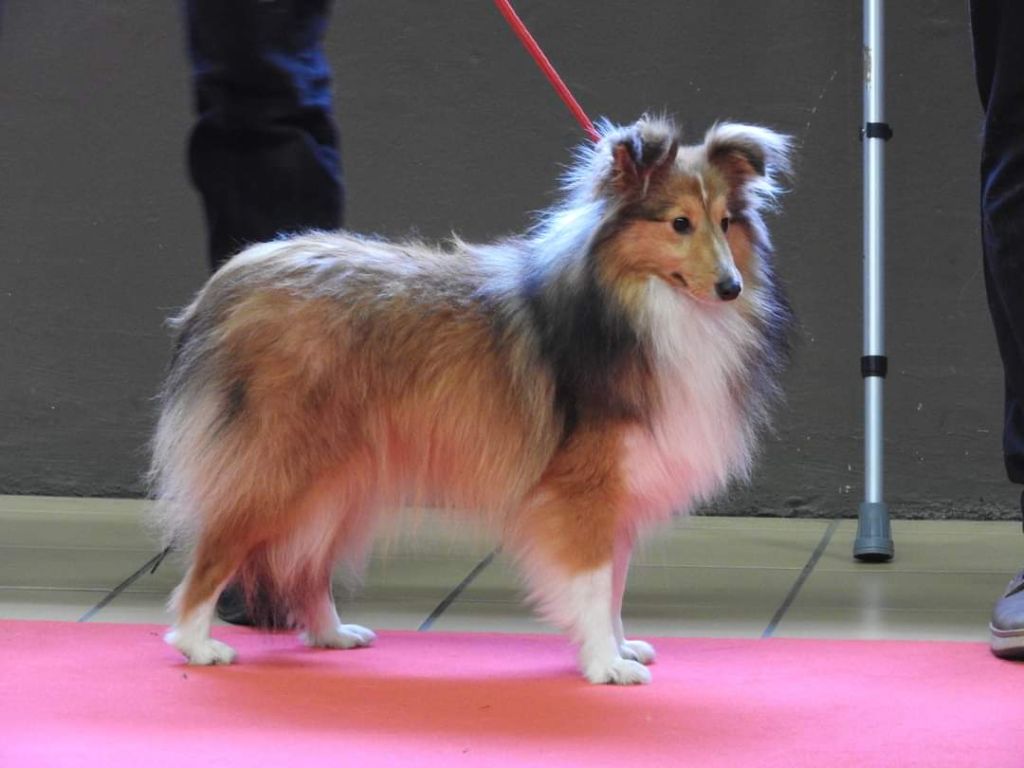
(607, 118), (679, 196)
(704, 123), (792, 209)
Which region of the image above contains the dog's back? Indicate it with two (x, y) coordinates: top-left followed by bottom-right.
(152, 232), (562, 552)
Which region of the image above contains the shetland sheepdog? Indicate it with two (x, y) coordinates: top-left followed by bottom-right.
(150, 116), (793, 685)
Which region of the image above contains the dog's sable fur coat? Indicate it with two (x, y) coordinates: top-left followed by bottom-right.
(151, 117), (793, 684)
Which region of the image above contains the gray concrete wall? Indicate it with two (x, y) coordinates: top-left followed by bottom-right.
(0, 2), (1012, 518)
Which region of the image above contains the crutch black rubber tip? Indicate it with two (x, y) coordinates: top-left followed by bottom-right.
(853, 502), (894, 562)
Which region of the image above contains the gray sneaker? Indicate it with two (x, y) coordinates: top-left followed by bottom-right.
(990, 569), (1024, 660)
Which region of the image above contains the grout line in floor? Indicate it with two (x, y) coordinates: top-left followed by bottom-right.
(78, 551), (167, 623)
(417, 548), (500, 631)
(761, 518), (840, 638)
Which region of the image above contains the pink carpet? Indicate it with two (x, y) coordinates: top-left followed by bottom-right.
(1, 620), (1022, 767)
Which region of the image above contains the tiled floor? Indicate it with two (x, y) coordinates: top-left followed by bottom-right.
(1, 494), (1021, 643)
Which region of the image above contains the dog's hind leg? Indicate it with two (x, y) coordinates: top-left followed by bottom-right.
(295, 537), (378, 652)
(301, 586), (377, 650)
(166, 531), (254, 665)
(267, 474), (379, 651)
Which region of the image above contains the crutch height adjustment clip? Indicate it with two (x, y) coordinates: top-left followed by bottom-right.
(860, 122), (893, 141)
(861, 355), (888, 378)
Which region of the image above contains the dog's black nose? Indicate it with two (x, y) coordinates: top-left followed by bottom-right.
(715, 277), (742, 301)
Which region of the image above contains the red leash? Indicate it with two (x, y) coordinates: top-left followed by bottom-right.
(493, 0), (600, 143)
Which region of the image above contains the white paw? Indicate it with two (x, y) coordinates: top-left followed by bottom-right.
(303, 623), (376, 649)
(165, 631), (237, 666)
(619, 639), (656, 665)
(584, 657), (652, 685)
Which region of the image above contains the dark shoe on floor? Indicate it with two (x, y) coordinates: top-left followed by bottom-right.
(215, 582), (291, 629)
(990, 569), (1024, 660)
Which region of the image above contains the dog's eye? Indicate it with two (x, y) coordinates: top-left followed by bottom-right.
(672, 217), (692, 234)
(721, 217), (731, 233)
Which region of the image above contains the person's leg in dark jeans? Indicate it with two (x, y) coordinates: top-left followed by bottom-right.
(185, 0), (343, 271)
(183, 0), (342, 624)
(971, 0), (1024, 659)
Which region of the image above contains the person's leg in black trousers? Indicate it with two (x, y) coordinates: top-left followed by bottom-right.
(183, 0), (342, 624)
(185, 0), (343, 271)
(971, 0), (1024, 659)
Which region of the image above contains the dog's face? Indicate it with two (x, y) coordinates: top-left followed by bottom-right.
(596, 119), (790, 305)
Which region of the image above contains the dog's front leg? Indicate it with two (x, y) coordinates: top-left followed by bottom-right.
(562, 561), (651, 685)
(612, 534), (656, 666)
(514, 428), (651, 685)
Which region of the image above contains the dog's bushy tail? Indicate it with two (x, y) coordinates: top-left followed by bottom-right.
(147, 298), (226, 552)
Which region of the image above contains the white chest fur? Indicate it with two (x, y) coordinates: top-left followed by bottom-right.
(621, 280), (761, 523)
